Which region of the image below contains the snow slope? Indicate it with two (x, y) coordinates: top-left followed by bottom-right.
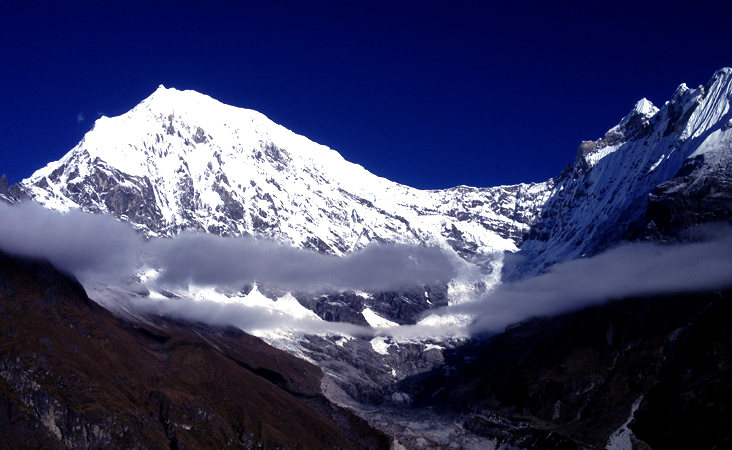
(21, 85), (549, 265)
(516, 68), (732, 275)
(13, 68), (732, 305)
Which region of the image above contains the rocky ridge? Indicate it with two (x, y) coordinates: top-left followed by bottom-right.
(11, 86), (550, 262)
(516, 68), (732, 275)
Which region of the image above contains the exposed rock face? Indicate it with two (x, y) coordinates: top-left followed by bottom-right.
(645, 143), (732, 240)
(293, 284), (448, 326)
(300, 334), (449, 406)
(0, 174), (24, 204)
(0, 251), (389, 450)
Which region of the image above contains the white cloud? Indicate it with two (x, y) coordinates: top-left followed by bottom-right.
(3, 201), (731, 338)
(0, 201), (139, 279)
(451, 227), (732, 334)
(150, 232), (455, 292)
(0, 201), (454, 292)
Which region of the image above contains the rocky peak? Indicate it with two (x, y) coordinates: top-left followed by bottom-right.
(515, 68), (732, 276)
(15, 87), (552, 297)
(0, 173), (24, 204)
(575, 99), (659, 172)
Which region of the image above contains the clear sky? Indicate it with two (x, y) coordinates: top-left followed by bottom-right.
(1, 1), (730, 189)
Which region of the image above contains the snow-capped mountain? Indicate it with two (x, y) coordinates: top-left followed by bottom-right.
(11, 69), (731, 286)
(515, 67), (732, 275)
(16, 85), (549, 264)
(4, 68), (731, 328)
(1, 67), (729, 330)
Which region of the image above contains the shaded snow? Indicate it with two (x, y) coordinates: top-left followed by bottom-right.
(605, 396), (643, 450)
(362, 308), (399, 328)
(370, 336), (393, 355)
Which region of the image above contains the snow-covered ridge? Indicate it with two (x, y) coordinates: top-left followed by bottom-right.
(15, 67), (732, 286)
(20, 85), (551, 281)
(516, 67), (732, 274)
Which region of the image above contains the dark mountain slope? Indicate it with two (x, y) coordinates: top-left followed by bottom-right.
(0, 251), (389, 450)
(397, 290), (731, 449)
(629, 293), (732, 449)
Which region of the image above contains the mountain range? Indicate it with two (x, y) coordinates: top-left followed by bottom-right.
(1, 68), (731, 449)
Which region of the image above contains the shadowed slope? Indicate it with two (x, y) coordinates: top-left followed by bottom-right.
(397, 290), (731, 449)
(0, 251), (389, 449)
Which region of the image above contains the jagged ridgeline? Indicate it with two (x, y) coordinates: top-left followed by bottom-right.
(5, 70), (732, 278)
(5, 85), (548, 256)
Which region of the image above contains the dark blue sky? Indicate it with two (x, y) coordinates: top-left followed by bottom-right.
(1, 1), (729, 189)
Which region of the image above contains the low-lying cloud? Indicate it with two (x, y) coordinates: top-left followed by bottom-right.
(0, 201), (140, 278)
(126, 295), (372, 337)
(0, 201), (455, 292)
(139, 226), (732, 338)
(150, 232), (454, 292)
(443, 227), (732, 334)
(3, 201), (732, 339)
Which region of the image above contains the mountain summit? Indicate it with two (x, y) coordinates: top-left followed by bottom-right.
(16, 86), (548, 260)
(10, 70), (732, 276)
(515, 67), (732, 274)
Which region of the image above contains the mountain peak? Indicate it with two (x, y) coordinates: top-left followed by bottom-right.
(711, 66), (732, 80)
(519, 68), (732, 275)
(627, 98), (658, 120)
(15, 68), (732, 285)
(17, 85), (546, 272)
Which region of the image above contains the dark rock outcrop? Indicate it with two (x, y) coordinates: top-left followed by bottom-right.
(645, 153), (732, 240)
